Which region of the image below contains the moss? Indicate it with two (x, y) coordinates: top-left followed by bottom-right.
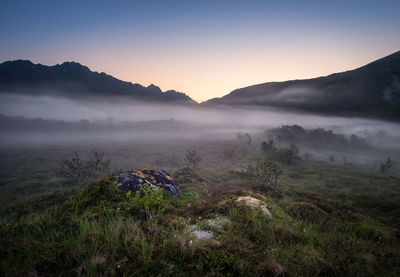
(288, 201), (328, 223)
(248, 192), (291, 221)
(67, 178), (125, 211)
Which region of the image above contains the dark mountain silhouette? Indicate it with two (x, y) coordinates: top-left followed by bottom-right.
(0, 60), (196, 104)
(204, 51), (400, 120)
(2, 52), (400, 120)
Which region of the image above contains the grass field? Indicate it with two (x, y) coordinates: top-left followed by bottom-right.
(1, 135), (399, 276)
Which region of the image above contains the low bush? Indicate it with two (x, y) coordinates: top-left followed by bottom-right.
(56, 150), (111, 184)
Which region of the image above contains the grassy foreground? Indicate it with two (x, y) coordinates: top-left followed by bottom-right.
(1, 157), (400, 276)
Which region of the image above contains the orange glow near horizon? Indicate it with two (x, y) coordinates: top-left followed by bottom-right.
(2, 2), (400, 102)
(61, 45), (397, 103)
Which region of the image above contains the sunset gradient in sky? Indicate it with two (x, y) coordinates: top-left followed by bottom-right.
(1, 0), (400, 102)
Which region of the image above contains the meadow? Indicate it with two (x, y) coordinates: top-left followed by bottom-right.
(0, 130), (399, 276)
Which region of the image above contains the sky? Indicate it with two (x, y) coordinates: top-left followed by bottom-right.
(1, 0), (400, 102)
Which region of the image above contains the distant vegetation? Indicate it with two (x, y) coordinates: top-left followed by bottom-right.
(380, 158), (394, 174)
(0, 113), (180, 133)
(261, 139), (300, 165)
(267, 125), (370, 150)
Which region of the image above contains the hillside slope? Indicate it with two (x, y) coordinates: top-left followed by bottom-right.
(205, 51), (400, 120)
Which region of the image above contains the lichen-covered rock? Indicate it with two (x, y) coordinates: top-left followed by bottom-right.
(236, 196), (272, 217)
(114, 168), (180, 197)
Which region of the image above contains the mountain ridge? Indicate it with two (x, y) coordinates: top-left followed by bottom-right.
(204, 50), (400, 121)
(0, 60), (196, 104)
(2, 51), (400, 120)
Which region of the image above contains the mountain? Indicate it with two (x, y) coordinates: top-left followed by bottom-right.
(0, 60), (196, 104)
(205, 51), (400, 120)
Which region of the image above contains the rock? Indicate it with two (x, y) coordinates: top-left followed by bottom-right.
(187, 214), (230, 243)
(236, 196), (272, 217)
(114, 168), (180, 197)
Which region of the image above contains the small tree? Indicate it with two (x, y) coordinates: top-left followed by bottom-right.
(272, 147), (299, 166)
(386, 158), (393, 169)
(185, 149), (201, 168)
(56, 150), (111, 184)
(261, 140), (299, 165)
(247, 157), (282, 187)
(380, 158), (393, 173)
(261, 139), (276, 154)
(244, 133), (252, 145)
(303, 152), (312, 161)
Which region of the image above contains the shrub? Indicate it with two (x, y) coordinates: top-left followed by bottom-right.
(271, 147), (299, 166)
(241, 157), (282, 187)
(380, 158), (393, 173)
(261, 139), (276, 154)
(56, 150), (111, 184)
(185, 149), (201, 168)
(237, 132), (252, 145)
(126, 185), (165, 219)
(303, 152), (312, 161)
(244, 133), (252, 145)
(261, 140), (300, 165)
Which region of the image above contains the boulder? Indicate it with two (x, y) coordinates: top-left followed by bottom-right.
(236, 196), (272, 217)
(114, 168), (180, 197)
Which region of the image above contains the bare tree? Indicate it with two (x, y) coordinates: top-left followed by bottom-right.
(244, 133), (252, 145)
(185, 149), (202, 168)
(56, 150), (111, 184)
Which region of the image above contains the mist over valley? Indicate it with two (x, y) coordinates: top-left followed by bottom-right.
(1, 1), (400, 275)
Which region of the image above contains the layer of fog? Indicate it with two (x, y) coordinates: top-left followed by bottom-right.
(0, 93), (399, 150)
